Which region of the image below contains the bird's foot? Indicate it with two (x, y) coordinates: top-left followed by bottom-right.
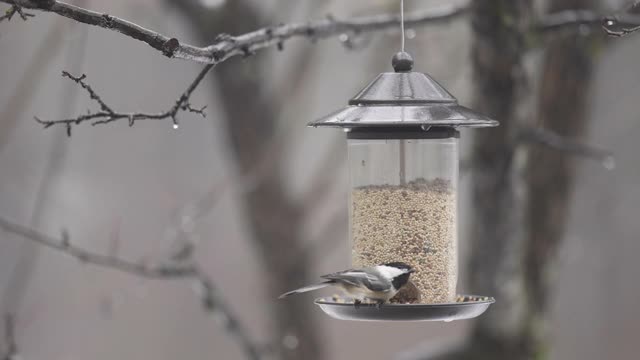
(353, 300), (362, 310)
(376, 300), (384, 309)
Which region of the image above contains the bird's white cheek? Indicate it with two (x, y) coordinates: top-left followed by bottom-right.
(376, 266), (405, 279)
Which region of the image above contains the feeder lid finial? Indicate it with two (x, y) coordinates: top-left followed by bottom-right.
(392, 51), (414, 73)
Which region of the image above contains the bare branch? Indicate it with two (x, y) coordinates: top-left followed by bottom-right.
(3, 1), (466, 132)
(35, 64), (213, 134)
(536, 10), (602, 32)
(537, 2), (640, 37)
(0, 216), (197, 278)
(0, 216), (263, 360)
(62, 71), (112, 113)
(460, 127), (615, 175)
(0, 3), (33, 22)
(518, 127), (615, 169)
(604, 0), (640, 36)
(1, 0), (468, 64)
(602, 14), (640, 36)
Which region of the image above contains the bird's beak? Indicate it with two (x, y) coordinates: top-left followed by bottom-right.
(408, 268), (416, 274)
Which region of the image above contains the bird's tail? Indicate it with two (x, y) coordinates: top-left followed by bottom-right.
(278, 280), (335, 299)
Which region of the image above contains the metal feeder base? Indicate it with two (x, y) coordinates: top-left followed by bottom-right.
(315, 295), (494, 322)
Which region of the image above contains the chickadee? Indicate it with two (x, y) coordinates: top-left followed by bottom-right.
(279, 262), (415, 307)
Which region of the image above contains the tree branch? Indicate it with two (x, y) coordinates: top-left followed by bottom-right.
(0, 216), (198, 278)
(35, 65), (212, 135)
(536, 10), (601, 32)
(2, 1), (466, 133)
(0, 216), (263, 360)
(602, 14), (640, 36)
(537, 2), (640, 36)
(518, 127), (615, 169)
(0, 3), (33, 22)
(0, 0), (469, 64)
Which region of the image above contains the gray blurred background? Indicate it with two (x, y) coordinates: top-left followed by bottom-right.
(0, 0), (638, 359)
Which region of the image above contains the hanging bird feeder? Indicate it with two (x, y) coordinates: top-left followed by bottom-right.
(308, 2), (497, 321)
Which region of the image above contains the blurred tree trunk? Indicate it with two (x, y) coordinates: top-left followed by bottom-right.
(429, 0), (597, 359)
(465, 0), (533, 358)
(523, 0), (596, 355)
(171, 2), (323, 360)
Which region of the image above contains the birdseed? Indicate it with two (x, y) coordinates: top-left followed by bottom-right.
(351, 178), (456, 303)
(389, 280), (421, 304)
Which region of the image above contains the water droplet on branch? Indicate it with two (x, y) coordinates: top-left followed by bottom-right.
(602, 156), (616, 170)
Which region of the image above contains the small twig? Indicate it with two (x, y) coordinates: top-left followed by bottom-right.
(518, 127), (615, 169)
(0, 0), (468, 64)
(0, 216), (263, 360)
(35, 64), (213, 134)
(0, 4), (34, 22)
(61, 71), (112, 113)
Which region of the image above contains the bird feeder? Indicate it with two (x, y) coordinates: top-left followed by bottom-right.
(309, 52), (496, 321)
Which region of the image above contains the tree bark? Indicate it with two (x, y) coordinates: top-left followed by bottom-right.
(523, 0), (596, 355)
(426, 1), (598, 359)
(464, 1), (533, 358)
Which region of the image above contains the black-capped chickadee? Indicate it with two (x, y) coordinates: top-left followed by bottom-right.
(279, 262), (415, 307)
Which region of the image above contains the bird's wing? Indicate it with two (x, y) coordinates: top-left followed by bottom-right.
(321, 270), (390, 292)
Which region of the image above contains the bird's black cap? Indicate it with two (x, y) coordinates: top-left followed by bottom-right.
(384, 262), (414, 272)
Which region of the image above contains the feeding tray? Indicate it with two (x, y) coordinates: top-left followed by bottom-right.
(315, 295), (494, 322)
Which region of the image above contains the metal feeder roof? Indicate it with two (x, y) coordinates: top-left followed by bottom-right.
(309, 52), (499, 129)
